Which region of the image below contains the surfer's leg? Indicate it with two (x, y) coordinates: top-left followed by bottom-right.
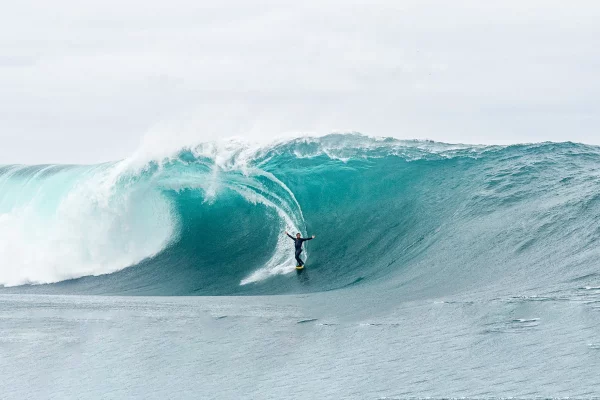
(295, 249), (304, 266)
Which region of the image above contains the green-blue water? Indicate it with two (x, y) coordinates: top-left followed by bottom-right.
(2, 134), (600, 398)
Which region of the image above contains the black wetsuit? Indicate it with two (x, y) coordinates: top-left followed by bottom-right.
(286, 234), (313, 266)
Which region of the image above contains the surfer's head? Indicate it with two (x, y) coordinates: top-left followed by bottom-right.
(296, 233), (301, 238)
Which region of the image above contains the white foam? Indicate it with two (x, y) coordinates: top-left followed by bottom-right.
(0, 162), (176, 286)
(235, 183), (306, 285)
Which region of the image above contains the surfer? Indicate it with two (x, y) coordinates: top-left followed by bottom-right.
(285, 231), (315, 268)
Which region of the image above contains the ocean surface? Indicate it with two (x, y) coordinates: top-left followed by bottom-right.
(1, 133), (600, 398)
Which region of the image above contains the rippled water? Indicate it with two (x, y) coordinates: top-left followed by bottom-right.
(2, 287), (600, 399)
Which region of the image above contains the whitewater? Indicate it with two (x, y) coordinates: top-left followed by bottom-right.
(2, 133), (600, 398)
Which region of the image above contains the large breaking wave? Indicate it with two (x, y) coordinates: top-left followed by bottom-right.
(2, 133), (600, 296)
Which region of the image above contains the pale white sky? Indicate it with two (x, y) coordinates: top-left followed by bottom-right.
(1, 0), (599, 164)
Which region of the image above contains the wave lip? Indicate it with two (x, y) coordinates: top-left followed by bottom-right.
(0, 162), (175, 286)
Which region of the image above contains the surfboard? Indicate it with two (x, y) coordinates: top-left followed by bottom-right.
(296, 265), (304, 270)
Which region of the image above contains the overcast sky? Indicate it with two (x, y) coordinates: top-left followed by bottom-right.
(1, 0), (599, 164)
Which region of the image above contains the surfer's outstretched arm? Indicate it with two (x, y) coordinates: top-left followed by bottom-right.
(301, 235), (316, 241)
(285, 231), (294, 240)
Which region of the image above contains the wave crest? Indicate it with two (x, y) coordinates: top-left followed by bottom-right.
(1, 134), (599, 297)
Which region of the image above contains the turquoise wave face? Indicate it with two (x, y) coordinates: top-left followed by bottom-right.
(1, 134), (600, 297)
